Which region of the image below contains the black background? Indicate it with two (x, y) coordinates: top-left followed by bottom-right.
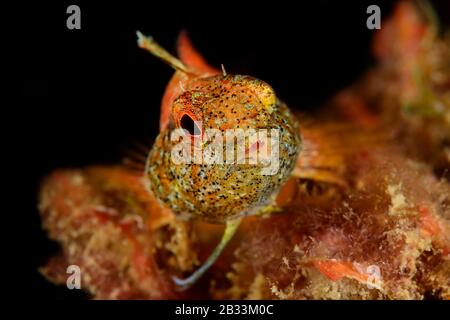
(16, 0), (449, 299)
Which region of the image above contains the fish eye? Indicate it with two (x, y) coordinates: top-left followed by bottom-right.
(180, 114), (201, 136)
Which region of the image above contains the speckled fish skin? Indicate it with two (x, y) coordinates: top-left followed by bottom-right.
(146, 74), (301, 223)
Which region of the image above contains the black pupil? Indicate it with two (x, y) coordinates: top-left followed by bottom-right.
(180, 114), (200, 136)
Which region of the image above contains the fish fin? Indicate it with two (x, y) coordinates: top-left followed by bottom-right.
(177, 30), (220, 76)
(120, 140), (152, 175)
(172, 217), (242, 290)
(294, 121), (393, 186)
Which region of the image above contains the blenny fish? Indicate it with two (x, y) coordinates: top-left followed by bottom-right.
(137, 31), (352, 289)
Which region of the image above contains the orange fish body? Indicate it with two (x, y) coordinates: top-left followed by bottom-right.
(139, 32), (301, 223)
